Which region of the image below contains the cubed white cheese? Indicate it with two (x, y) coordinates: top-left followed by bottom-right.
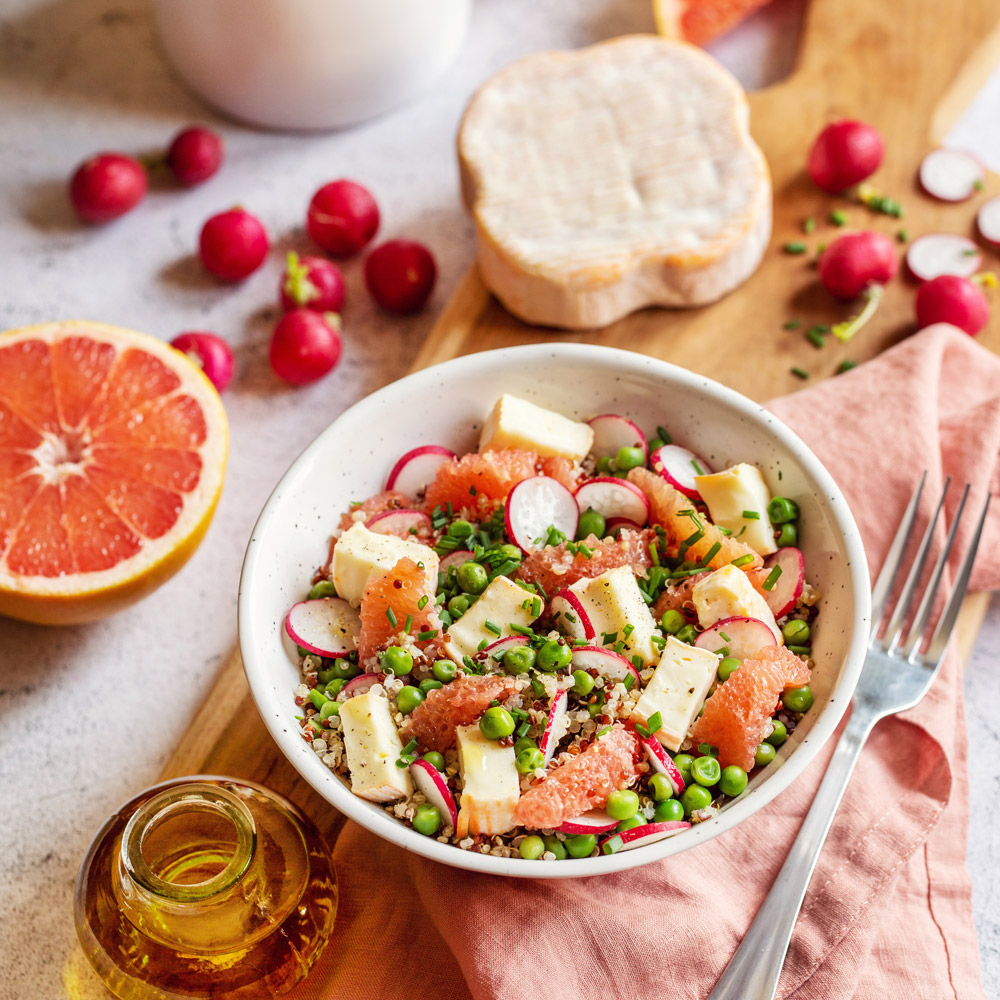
(693, 463), (776, 555)
(569, 565), (660, 667)
(479, 393), (593, 462)
(332, 522), (439, 606)
(630, 636), (718, 751)
(443, 575), (537, 662)
(455, 724), (520, 836)
(339, 692), (413, 802)
(691, 564), (781, 642)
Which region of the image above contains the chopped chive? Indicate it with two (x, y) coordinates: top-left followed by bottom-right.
(656, 426), (672, 445)
(385, 607), (398, 628)
(962, 248), (980, 256)
(698, 742), (719, 757)
(484, 620), (502, 636)
(516, 720), (530, 738)
(417, 594), (429, 610)
(564, 612), (577, 624)
(731, 553), (755, 568)
(806, 327), (826, 349)
(635, 723), (650, 739)
(783, 318), (803, 330)
(791, 367), (810, 380)
(631, 655), (643, 671)
(783, 241), (808, 255)
(788, 644), (813, 655)
(417, 629), (438, 640)
(974, 178), (984, 192)
(718, 631), (731, 643)
(530, 676), (545, 696)
(718, 526), (732, 536)
(699, 541), (721, 566)
(404, 614), (413, 634)
(649, 542), (660, 566)
(601, 631), (618, 646)
(802, 217), (816, 234)
(469, 485), (477, 496)
(691, 458), (704, 475)
(651, 633), (666, 649)
(510, 624), (534, 637)
(897, 229), (909, 243)
(762, 565), (783, 591)
(742, 510), (760, 520)
(531, 597), (542, 618)
(602, 834), (623, 855)
(577, 543), (593, 558)
(623, 623), (635, 638)
(716, 647), (730, 658)
(837, 359), (858, 374)
(646, 711), (662, 734)
(829, 209), (847, 226)
(477, 639), (489, 652)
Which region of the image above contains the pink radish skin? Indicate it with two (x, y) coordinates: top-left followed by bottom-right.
(344, 672), (385, 695)
(761, 548), (806, 618)
(551, 590), (596, 641)
(558, 810), (619, 835)
(650, 444), (712, 500)
(640, 736), (686, 794)
(694, 616), (779, 659)
(539, 689), (570, 765)
(504, 476), (579, 553)
(285, 597), (360, 657)
(365, 509), (433, 536)
(385, 445), (455, 496)
(915, 276), (989, 336)
(475, 634), (530, 664)
(818, 231), (898, 300)
(906, 234), (982, 282)
(599, 820), (691, 852)
(976, 197), (1000, 249)
(409, 758), (458, 829)
(570, 646), (641, 689)
(574, 477), (650, 527)
(919, 148), (985, 202)
(807, 120), (884, 193)
(587, 414), (648, 463)
(170, 331), (234, 393)
(439, 550), (474, 575)
(605, 516), (642, 537)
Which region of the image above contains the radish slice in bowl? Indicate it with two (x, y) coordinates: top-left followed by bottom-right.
(599, 821), (691, 853)
(640, 736), (685, 794)
(761, 547), (805, 618)
(604, 516), (642, 537)
(539, 689), (569, 764)
(409, 758), (459, 830)
(551, 589), (595, 640)
(505, 476), (579, 553)
(574, 477), (649, 527)
(587, 414), (648, 462)
(343, 672), (385, 696)
(439, 549), (475, 575)
(976, 197), (1000, 249)
(475, 634), (530, 664)
(571, 645), (641, 689)
(918, 148), (985, 202)
(906, 234), (982, 282)
(385, 445), (455, 496)
(285, 597), (359, 657)
(694, 616), (778, 659)
(558, 809), (619, 835)
(650, 444), (712, 500)
(366, 509), (433, 536)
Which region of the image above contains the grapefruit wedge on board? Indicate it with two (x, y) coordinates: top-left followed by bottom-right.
(0, 321), (228, 625)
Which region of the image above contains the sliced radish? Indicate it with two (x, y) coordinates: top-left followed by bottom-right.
(551, 589), (595, 641)
(761, 547), (805, 618)
(365, 509), (433, 537)
(650, 444), (712, 501)
(475, 634), (530, 664)
(906, 233), (982, 282)
(557, 809), (619, 835)
(409, 758), (459, 829)
(343, 672), (385, 696)
(438, 549), (474, 576)
(285, 598), (360, 657)
(976, 197), (1000, 249)
(640, 736), (685, 794)
(599, 820), (691, 852)
(385, 445), (456, 496)
(694, 616), (777, 660)
(587, 414), (648, 462)
(504, 476), (579, 553)
(539, 689), (570, 764)
(604, 516), (642, 537)
(574, 477), (649, 527)
(571, 646), (641, 689)
(919, 148), (985, 202)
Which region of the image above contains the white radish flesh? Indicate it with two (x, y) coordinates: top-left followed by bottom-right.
(761, 547), (806, 618)
(285, 597), (360, 657)
(551, 589), (595, 640)
(587, 414), (648, 462)
(604, 516), (642, 537)
(438, 550), (475, 576)
(599, 820), (691, 852)
(475, 634), (530, 665)
(651, 444), (712, 500)
(640, 736), (686, 794)
(365, 509), (432, 536)
(504, 476), (579, 553)
(919, 148), (984, 202)
(539, 689), (569, 764)
(906, 233), (982, 282)
(343, 672), (385, 696)
(570, 645), (641, 689)
(976, 197), (1000, 249)
(409, 758), (459, 829)
(384, 445), (456, 496)
(558, 810), (619, 835)
(694, 616), (777, 660)
(574, 477), (650, 527)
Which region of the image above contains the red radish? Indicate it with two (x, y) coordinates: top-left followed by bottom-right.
(285, 597), (360, 657)
(818, 230), (898, 299)
(807, 120), (884, 193)
(587, 414), (648, 462)
(919, 148), (985, 202)
(269, 309), (342, 385)
(761, 547), (806, 618)
(199, 207), (269, 281)
(605, 516), (642, 536)
(409, 758), (458, 829)
(365, 509), (433, 536)
(439, 549), (475, 575)
(573, 478), (649, 527)
(570, 646), (641, 689)
(650, 444), (712, 500)
(279, 252), (345, 313)
(694, 616), (778, 659)
(539, 689), (570, 764)
(169, 331), (234, 393)
(385, 445), (456, 495)
(476, 634), (530, 664)
(343, 672), (385, 695)
(307, 179), (379, 257)
(557, 810), (619, 835)
(599, 820), (691, 852)
(640, 737), (686, 795)
(976, 197), (1000, 249)
(166, 126), (223, 186)
(69, 152), (147, 223)
(365, 239), (437, 314)
(504, 476), (579, 553)
(906, 234), (982, 282)
(551, 590), (595, 640)
(915, 275), (989, 336)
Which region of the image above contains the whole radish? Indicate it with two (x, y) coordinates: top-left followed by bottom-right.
(199, 207), (269, 281)
(270, 309), (343, 385)
(170, 331), (235, 392)
(365, 239), (437, 314)
(818, 230), (898, 299)
(69, 152), (147, 223)
(167, 126), (224, 186)
(307, 179), (379, 257)
(807, 120), (884, 193)
(279, 252), (345, 313)
(915, 275), (989, 336)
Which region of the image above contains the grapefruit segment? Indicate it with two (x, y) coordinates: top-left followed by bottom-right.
(424, 448), (537, 516)
(50, 336), (116, 429)
(0, 338), (60, 433)
(402, 674), (519, 752)
(653, 0), (772, 46)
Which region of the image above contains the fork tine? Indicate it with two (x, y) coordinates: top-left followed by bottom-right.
(920, 490), (992, 668)
(870, 472), (926, 630)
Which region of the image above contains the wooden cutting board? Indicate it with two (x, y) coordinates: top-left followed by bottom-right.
(162, 0), (1000, 837)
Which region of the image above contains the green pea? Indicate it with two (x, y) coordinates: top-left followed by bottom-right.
(673, 753), (695, 784)
(330, 657), (361, 680)
(616, 815), (645, 834)
(419, 678), (443, 694)
(319, 700), (340, 721)
(503, 645), (536, 675)
(496, 543), (522, 563)
(754, 742), (777, 768)
(396, 685), (425, 714)
(719, 765), (748, 797)
(782, 619), (810, 643)
(766, 719), (788, 747)
(647, 437), (665, 454)
(519, 835), (545, 860)
(676, 624), (700, 645)
(571, 669), (595, 696)
(783, 685), (814, 713)
(596, 455), (613, 474)
(680, 784), (713, 816)
(777, 523), (798, 547)
(717, 656), (741, 682)
(587, 702), (605, 718)
(324, 678), (347, 697)
(381, 646), (413, 676)
(654, 798), (685, 823)
(457, 561), (488, 595)
(447, 519), (475, 540)
(516, 747), (545, 774)
(513, 736), (537, 755)
(413, 803), (441, 836)
(767, 496), (799, 524)
(447, 594), (470, 617)
(691, 755), (721, 787)
(565, 833), (597, 858)
(647, 773), (673, 801)
(422, 751), (445, 771)
(659, 609), (686, 635)
(432, 659), (457, 683)
(536, 639), (572, 673)
(615, 445), (646, 471)
(606, 789), (639, 820)
(479, 706), (515, 740)
(576, 507), (606, 540)
(307, 580), (338, 600)
(543, 835), (567, 860)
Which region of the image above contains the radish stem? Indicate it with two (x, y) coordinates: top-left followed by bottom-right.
(832, 283), (884, 343)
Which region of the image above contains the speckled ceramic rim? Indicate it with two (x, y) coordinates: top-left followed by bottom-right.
(238, 343), (871, 878)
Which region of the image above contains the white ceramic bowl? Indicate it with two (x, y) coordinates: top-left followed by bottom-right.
(238, 344), (870, 877)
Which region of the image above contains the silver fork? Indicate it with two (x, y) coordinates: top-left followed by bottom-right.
(707, 474), (991, 1000)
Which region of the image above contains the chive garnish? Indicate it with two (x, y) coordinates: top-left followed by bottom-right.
(631, 655), (643, 671)
(897, 229), (909, 243)
(656, 426), (672, 445)
(719, 631), (731, 643)
(691, 458), (704, 475)
(699, 541), (721, 566)
(385, 607), (397, 628)
(783, 319), (802, 330)
(484, 620), (502, 636)
(783, 241), (808, 254)
(742, 510), (760, 519)
(477, 639), (489, 652)
(791, 367), (810, 380)
(417, 629), (438, 640)
(646, 711), (662, 735)
(602, 835), (623, 855)
(806, 327), (826, 349)
(837, 359), (858, 374)
(417, 594), (429, 610)
(731, 553), (755, 567)
(404, 614), (413, 634)
(762, 565), (783, 590)
(829, 209), (847, 226)
(803, 217), (816, 234)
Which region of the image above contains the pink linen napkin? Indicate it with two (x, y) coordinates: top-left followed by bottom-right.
(297, 323), (998, 1000)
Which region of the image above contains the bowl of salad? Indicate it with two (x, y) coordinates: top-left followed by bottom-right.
(238, 343), (870, 876)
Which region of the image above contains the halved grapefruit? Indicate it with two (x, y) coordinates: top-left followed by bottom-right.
(0, 321), (228, 625)
(652, 0), (772, 46)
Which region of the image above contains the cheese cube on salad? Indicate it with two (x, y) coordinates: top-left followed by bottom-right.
(479, 393), (593, 462)
(569, 566), (660, 667)
(332, 522), (439, 605)
(339, 691), (414, 802)
(444, 575), (537, 662)
(691, 564), (781, 642)
(693, 463), (776, 555)
(455, 724), (520, 836)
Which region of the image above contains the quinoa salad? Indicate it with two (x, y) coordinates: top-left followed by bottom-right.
(285, 394), (819, 861)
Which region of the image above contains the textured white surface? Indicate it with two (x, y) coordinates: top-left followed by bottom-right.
(0, 0), (997, 996)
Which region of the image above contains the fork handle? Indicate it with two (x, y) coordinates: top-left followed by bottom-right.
(705, 705), (877, 1000)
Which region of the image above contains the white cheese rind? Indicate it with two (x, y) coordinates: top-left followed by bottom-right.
(694, 463), (776, 555)
(443, 575), (537, 662)
(455, 724), (520, 836)
(691, 565), (781, 642)
(332, 522), (438, 606)
(339, 692), (413, 802)
(630, 636), (718, 751)
(479, 393), (593, 462)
